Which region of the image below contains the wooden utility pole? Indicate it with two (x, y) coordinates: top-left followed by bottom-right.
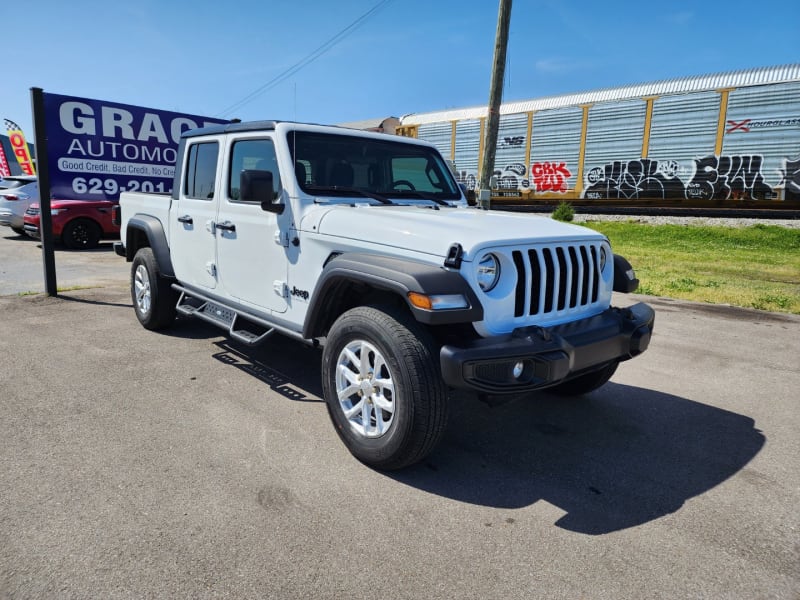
(478, 0), (512, 209)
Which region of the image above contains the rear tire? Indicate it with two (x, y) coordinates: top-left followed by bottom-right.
(322, 305), (448, 470)
(11, 226), (24, 235)
(131, 247), (177, 330)
(62, 218), (101, 249)
(549, 361), (619, 396)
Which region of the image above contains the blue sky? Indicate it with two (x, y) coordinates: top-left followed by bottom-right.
(2, 0), (797, 138)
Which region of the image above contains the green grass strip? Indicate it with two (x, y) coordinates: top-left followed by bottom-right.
(581, 222), (800, 314)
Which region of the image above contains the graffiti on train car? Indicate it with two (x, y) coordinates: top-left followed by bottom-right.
(455, 170), (478, 191)
(685, 155), (773, 200)
(583, 159), (684, 200)
(455, 163), (531, 196)
(497, 163), (528, 196)
(582, 154), (785, 201)
(532, 161), (572, 193)
(453, 153), (795, 201)
(783, 157), (800, 201)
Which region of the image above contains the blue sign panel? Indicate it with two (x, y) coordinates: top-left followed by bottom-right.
(42, 92), (229, 200)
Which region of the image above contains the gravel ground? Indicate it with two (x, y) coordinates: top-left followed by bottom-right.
(570, 213), (800, 228)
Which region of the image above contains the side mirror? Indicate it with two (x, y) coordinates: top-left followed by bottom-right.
(240, 169), (285, 214)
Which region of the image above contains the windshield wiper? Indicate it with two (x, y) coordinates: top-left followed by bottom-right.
(305, 185), (394, 205)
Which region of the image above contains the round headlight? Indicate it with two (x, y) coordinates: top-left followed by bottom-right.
(599, 246), (608, 271)
(477, 253), (500, 292)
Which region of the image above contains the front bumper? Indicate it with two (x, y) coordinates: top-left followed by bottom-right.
(0, 213), (22, 228)
(23, 223), (40, 239)
(440, 302), (654, 394)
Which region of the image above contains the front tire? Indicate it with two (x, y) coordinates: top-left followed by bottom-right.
(131, 247), (177, 330)
(322, 305), (448, 470)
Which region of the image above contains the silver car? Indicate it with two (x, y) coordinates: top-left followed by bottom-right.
(0, 179), (39, 234)
(0, 175), (36, 190)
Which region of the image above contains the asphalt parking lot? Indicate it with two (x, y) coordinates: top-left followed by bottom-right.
(0, 229), (125, 296)
(1, 229), (798, 598)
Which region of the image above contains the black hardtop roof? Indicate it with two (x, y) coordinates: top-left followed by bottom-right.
(181, 119), (393, 140)
(182, 120), (278, 139)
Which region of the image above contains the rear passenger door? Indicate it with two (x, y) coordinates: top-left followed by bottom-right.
(169, 139), (220, 290)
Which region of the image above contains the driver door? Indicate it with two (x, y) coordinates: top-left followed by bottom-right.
(215, 136), (288, 313)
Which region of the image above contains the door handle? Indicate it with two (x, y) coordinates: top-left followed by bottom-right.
(178, 215), (193, 224)
(216, 221), (236, 232)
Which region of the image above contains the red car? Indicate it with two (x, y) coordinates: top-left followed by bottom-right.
(24, 199), (120, 249)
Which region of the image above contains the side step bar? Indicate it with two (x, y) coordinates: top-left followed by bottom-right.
(174, 286), (275, 346)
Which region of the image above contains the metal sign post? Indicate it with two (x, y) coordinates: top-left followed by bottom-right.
(30, 87), (58, 295)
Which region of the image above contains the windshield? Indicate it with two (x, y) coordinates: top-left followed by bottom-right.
(287, 131), (462, 203)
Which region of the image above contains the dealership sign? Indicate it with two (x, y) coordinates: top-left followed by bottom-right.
(42, 93), (228, 200)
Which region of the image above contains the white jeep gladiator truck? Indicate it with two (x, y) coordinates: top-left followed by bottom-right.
(114, 120), (654, 469)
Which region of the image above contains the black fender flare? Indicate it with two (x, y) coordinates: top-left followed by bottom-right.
(125, 214), (175, 278)
(302, 253), (484, 338)
(613, 253), (639, 293)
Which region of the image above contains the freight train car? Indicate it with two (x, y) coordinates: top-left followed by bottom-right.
(397, 64), (800, 209)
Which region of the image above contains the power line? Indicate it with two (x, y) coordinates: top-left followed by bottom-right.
(218, 0), (392, 118)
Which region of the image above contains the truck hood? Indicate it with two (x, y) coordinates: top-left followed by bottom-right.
(303, 205), (604, 261)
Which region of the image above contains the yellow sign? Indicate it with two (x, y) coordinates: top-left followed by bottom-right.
(4, 119), (35, 176)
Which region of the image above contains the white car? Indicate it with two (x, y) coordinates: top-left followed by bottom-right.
(0, 175), (36, 191)
(0, 178), (39, 234)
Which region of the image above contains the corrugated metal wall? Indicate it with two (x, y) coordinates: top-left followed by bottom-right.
(647, 91), (720, 182)
(494, 114), (529, 193)
(584, 100), (646, 167)
(529, 107), (582, 194)
(403, 65), (800, 205)
(417, 122), (451, 159)
(453, 120), (482, 188)
(722, 81), (800, 198)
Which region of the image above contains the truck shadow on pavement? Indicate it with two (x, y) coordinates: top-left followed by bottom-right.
(166, 326), (765, 536)
(212, 337), (324, 403)
(392, 385), (766, 535)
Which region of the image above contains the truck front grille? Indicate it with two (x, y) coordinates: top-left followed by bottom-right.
(511, 243), (601, 318)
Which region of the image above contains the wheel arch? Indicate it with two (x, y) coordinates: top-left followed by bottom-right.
(302, 252), (483, 339)
(612, 253), (640, 293)
(124, 215), (174, 277)
(60, 216), (103, 249)
(61, 215), (102, 235)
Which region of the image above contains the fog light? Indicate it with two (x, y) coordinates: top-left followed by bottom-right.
(512, 361), (525, 379)
(511, 360), (534, 383)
